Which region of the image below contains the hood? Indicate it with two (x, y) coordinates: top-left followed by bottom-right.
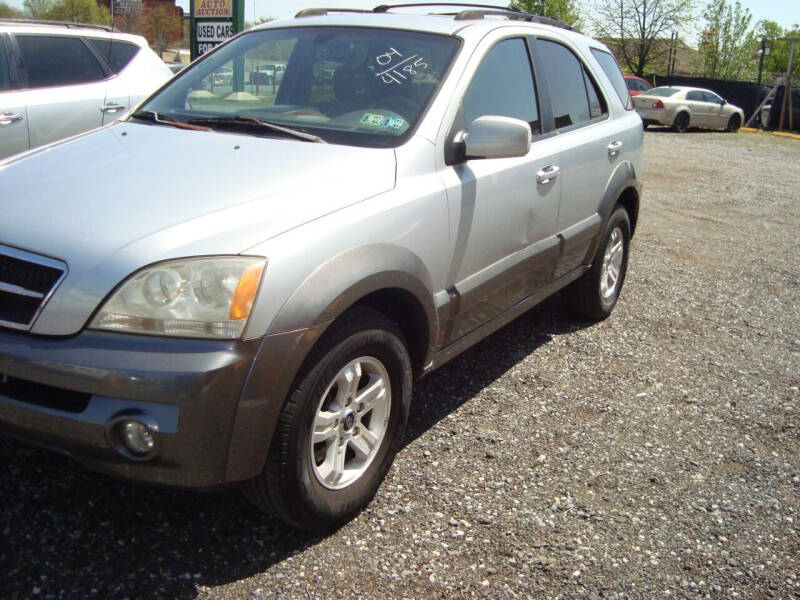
(0, 122), (396, 335)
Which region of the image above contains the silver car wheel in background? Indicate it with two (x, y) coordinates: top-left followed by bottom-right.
(310, 356), (391, 490)
(601, 227), (625, 300)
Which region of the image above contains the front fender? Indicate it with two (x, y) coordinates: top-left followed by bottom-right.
(224, 243), (437, 482)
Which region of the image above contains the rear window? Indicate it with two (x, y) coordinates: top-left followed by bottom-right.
(86, 38), (140, 74)
(590, 48), (631, 110)
(0, 37), (10, 91)
(647, 87), (681, 97)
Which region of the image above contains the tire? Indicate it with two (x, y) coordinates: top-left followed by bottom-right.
(242, 307), (412, 530)
(672, 112), (690, 133)
(726, 114), (741, 132)
(561, 207), (631, 321)
(642, 122), (649, 130)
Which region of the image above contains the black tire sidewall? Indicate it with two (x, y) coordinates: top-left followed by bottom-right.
(289, 326), (411, 525)
(728, 115), (741, 132)
(674, 112), (689, 132)
(594, 208), (631, 315)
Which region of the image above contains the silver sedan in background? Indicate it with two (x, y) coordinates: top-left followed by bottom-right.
(633, 85), (744, 133)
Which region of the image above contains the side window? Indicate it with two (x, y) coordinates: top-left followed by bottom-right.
(0, 37), (10, 91)
(686, 91), (703, 101)
(704, 91), (722, 103)
(590, 48), (632, 110)
(85, 38), (140, 74)
(538, 39), (606, 130)
(462, 38), (540, 134)
(16, 35), (105, 89)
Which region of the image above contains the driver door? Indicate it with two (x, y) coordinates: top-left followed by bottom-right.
(439, 37), (562, 342)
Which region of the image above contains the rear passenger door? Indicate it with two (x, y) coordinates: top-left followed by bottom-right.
(531, 37), (623, 277)
(84, 37), (141, 124)
(12, 34), (107, 148)
(0, 34), (29, 158)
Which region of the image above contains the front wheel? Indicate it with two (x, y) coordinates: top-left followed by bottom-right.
(726, 114), (741, 132)
(242, 307), (412, 530)
(561, 207), (631, 320)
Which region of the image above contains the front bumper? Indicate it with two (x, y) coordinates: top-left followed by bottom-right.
(0, 328), (260, 488)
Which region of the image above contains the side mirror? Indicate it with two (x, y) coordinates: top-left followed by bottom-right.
(464, 116), (531, 160)
(720, 99), (727, 105)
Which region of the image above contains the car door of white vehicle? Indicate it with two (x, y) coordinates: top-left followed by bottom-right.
(438, 37), (562, 342)
(685, 90), (713, 127)
(12, 33), (107, 149)
(0, 35), (29, 159)
(703, 91), (728, 128)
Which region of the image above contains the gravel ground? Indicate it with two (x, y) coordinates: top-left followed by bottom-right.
(1, 130), (798, 599)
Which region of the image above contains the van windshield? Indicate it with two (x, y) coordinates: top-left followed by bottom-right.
(137, 26), (460, 147)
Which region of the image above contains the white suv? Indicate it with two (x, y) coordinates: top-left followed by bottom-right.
(0, 20), (172, 159)
(0, 6), (642, 530)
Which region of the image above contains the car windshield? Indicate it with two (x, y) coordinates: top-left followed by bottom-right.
(646, 87), (680, 97)
(138, 26), (460, 147)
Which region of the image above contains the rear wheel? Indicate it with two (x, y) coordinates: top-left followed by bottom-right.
(242, 307), (412, 530)
(561, 207), (631, 320)
(672, 112), (690, 133)
(726, 114), (741, 132)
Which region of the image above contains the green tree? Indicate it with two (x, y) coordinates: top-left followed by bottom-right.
(0, 1), (23, 17)
(144, 5), (181, 58)
(697, 0), (755, 80)
(35, 0), (110, 24)
(590, 0), (694, 76)
(23, 0), (52, 18)
(756, 20), (800, 78)
(509, 0), (583, 29)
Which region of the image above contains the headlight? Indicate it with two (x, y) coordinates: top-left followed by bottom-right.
(90, 256), (266, 339)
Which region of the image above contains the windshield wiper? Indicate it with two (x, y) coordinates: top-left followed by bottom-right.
(130, 110), (211, 131)
(186, 115), (326, 143)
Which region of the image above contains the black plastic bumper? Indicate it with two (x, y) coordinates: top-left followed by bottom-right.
(0, 329), (261, 488)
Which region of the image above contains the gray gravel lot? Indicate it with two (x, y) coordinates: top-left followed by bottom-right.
(1, 130), (798, 599)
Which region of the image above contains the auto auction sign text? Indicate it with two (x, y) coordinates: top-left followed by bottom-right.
(196, 0), (231, 17)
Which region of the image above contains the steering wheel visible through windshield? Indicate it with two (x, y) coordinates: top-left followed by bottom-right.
(137, 26), (460, 147)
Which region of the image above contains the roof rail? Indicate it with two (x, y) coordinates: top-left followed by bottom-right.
(0, 18), (113, 31)
(295, 8), (372, 18)
(373, 3), (575, 30)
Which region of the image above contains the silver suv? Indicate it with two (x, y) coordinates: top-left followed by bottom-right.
(0, 20), (172, 159)
(0, 5), (642, 530)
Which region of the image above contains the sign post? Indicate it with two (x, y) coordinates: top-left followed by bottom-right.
(190, 0), (244, 61)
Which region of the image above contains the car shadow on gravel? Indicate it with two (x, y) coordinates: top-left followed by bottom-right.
(0, 296), (591, 599)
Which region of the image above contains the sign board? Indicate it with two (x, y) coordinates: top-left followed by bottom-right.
(190, 0), (242, 61)
(196, 21), (233, 43)
(114, 0), (142, 14)
(196, 0), (232, 18)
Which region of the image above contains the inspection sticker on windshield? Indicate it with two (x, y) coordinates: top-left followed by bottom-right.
(360, 113), (406, 130)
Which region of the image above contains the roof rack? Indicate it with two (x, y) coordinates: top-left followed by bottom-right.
(0, 18), (113, 31)
(295, 4), (574, 32)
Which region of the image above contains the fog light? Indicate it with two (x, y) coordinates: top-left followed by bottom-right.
(119, 420), (155, 455)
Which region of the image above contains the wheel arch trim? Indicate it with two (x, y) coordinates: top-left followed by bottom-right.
(224, 243), (438, 482)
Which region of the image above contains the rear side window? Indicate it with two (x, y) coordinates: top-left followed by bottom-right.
(686, 90), (704, 101)
(86, 38), (140, 74)
(591, 48), (632, 110)
(463, 38), (540, 134)
(16, 35), (105, 89)
(538, 39), (606, 130)
(0, 37), (10, 91)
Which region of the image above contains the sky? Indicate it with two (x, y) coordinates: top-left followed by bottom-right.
(5, 0), (800, 37)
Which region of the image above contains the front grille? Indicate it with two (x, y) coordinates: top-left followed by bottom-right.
(0, 244), (66, 331)
(0, 373), (90, 413)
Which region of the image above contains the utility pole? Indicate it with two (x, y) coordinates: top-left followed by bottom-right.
(778, 38), (797, 132)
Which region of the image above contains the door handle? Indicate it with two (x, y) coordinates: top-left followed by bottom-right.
(101, 104), (126, 114)
(536, 164), (560, 184)
(0, 112), (23, 126)
(607, 140), (623, 157)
